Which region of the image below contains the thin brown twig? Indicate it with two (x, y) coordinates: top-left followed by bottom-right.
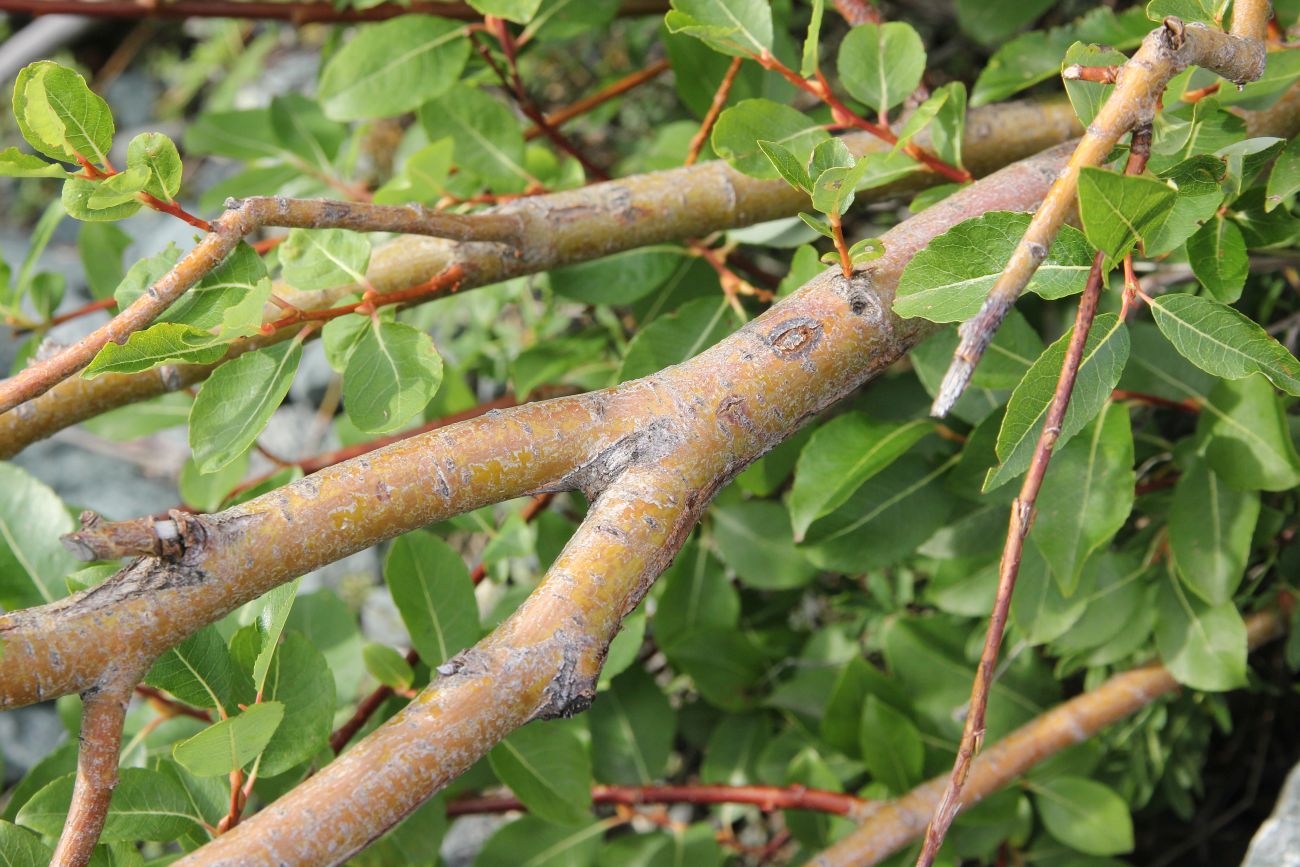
(833, 0), (881, 25)
(13, 296), (118, 335)
(1061, 64), (1121, 84)
(523, 58), (672, 141)
(134, 684), (212, 721)
(916, 129), (1156, 866)
(685, 56), (743, 166)
(0, 0), (669, 22)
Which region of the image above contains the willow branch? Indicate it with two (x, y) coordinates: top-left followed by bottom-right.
(811, 607), (1288, 867)
(448, 783), (877, 820)
(0, 197), (524, 417)
(932, 5), (1271, 416)
(50, 674), (137, 867)
(523, 58), (672, 141)
(916, 126), (1154, 867)
(0, 98), (1086, 459)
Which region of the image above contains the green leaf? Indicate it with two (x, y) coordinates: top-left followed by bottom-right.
(859, 696), (923, 795)
(801, 456), (955, 572)
(618, 297), (736, 382)
(654, 541), (738, 649)
(0, 463), (77, 610)
(279, 228), (370, 291)
(894, 88), (950, 155)
(788, 414), (930, 539)
(1199, 374), (1300, 492)
(1265, 134), (1300, 211)
(894, 211), (1095, 323)
(172, 702), (284, 777)
(62, 177), (141, 221)
(16, 768), (199, 843)
(801, 0), (825, 77)
(252, 631), (336, 775)
(373, 139), (453, 206)
(83, 323), (227, 377)
(589, 667), (675, 785)
(758, 139), (810, 192)
(1028, 401), (1134, 594)
(251, 578), (301, 695)
(113, 244), (179, 310)
(87, 166), (149, 208)
(712, 497), (817, 590)
(930, 82), (967, 169)
(664, 0), (773, 57)
(1076, 167), (1176, 265)
(127, 132), (182, 201)
(475, 817), (604, 867)
(179, 450), (248, 513)
(1146, 0), (1217, 25)
(344, 320), (444, 433)
(190, 340), (302, 473)
(1169, 458), (1259, 605)
(1034, 777), (1134, 856)
(166, 242), (271, 333)
(0, 147), (69, 178)
(1011, 546), (1089, 644)
(78, 222), (131, 299)
(986, 314), (1130, 490)
(13, 61), (114, 166)
(1155, 572), (1248, 690)
(811, 160), (871, 217)
(1150, 293), (1300, 395)
(1149, 99), (1245, 176)
(0, 820), (54, 865)
(423, 84), (532, 191)
(489, 720), (592, 826)
(1186, 216), (1247, 303)
(847, 237), (885, 266)
(468, 0), (543, 22)
(362, 643), (413, 690)
(145, 627), (238, 712)
(512, 335), (605, 398)
(384, 531), (478, 668)
(551, 246), (687, 305)
(837, 22), (927, 115)
(1144, 154), (1227, 256)
(712, 100), (829, 180)
(318, 15), (470, 121)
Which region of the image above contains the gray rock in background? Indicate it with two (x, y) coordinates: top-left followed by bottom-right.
(1243, 762), (1300, 867)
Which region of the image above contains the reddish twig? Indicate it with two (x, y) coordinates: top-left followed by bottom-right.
(1111, 389), (1200, 413)
(447, 782), (875, 819)
(833, 0), (881, 25)
(685, 56), (743, 166)
(13, 297), (118, 335)
(262, 265), (464, 333)
(523, 58), (672, 141)
(0, 0), (669, 22)
(134, 685), (212, 722)
(1061, 64), (1121, 84)
(1183, 81), (1223, 102)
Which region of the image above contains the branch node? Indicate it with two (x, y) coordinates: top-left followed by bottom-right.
(61, 509), (205, 562)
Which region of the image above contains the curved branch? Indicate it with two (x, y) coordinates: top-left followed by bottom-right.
(810, 607), (1288, 867)
(0, 98), (1085, 459)
(50, 673), (138, 867)
(933, 5), (1272, 416)
(0, 0), (669, 23)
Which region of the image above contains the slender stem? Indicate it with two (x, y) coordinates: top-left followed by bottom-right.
(523, 58), (672, 140)
(135, 684), (212, 721)
(0, 0), (669, 22)
(262, 265), (464, 333)
(828, 211), (854, 279)
(13, 296), (118, 335)
(833, 0), (881, 25)
(50, 678), (135, 867)
(448, 782), (876, 819)
(685, 56), (743, 166)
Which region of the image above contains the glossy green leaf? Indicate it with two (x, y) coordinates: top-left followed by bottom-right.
(424, 84), (532, 191)
(1028, 401), (1134, 594)
(859, 696), (923, 795)
(145, 627), (238, 712)
(475, 817), (604, 867)
(167, 242), (271, 333)
(986, 314), (1130, 490)
(127, 132), (182, 201)
(712, 497), (817, 589)
(178, 450), (248, 513)
(0, 463), (77, 610)
(589, 667), (675, 784)
(17, 768), (199, 843)
(552, 247), (686, 305)
(801, 0), (825, 77)
(0, 820), (54, 865)
(344, 320), (444, 433)
(489, 720), (592, 826)
(13, 61), (114, 166)
(1063, 42), (1126, 127)
(83, 323), (227, 377)
(712, 99), (829, 179)
(373, 139), (453, 206)
(789, 414), (930, 538)
(957, 0), (1055, 44)
(87, 166), (149, 208)
(384, 531), (478, 668)
(62, 177), (141, 221)
(318, 15), (470, 121)
(758, 139), (810, 191)
(895, 211), (1095, 323)
(190, 340), (302, 473)
(279, 228), (370, 291)
(1149, 99), (1245, 176)
(253, 631), (336, 775)
(363, 643), (414, 690)
(1199, 374), (1300, 491)
(1150, 293), (1300, 395)
(468, 0), (543, 22)
(1169, 458), (1259, 605)
(838, 22), (926, 115)
(1012, 546), (1089, 644)
(0, 147), (69, 178)
(664, 0), (773, 57)
(1187, 217), (1247, 303)
(172, 702), (284, 777)
(1034, 777), (1134, 856)
(654, 541), (739, 649)
(251, 578), (300, 695)
(618, 297), (735, 382)
(1155, 572), (1248, 690)
(1145, 154), (1227, 256)
(1265, 133), (1300, 211)
(1076, 167), (1176, 265)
